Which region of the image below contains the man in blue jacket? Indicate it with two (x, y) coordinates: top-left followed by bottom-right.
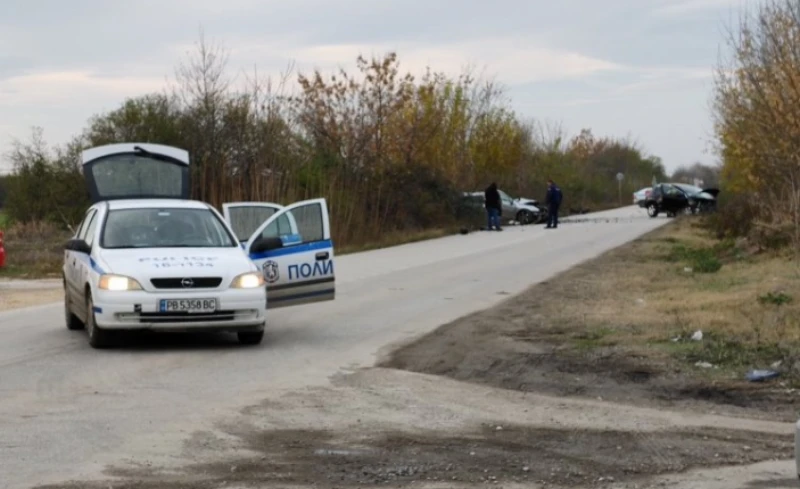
(545, 179), (562, 229)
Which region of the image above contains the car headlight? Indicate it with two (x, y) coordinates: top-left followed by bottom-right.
(98, 274), (143, 291)
(230, 272), (265, 289)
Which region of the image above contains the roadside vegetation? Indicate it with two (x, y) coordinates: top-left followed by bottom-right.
(385, 216), (800, 422)
(0, 33), (667, 277)
(711, 0), (800, 252)
(386, 0), (800, 422)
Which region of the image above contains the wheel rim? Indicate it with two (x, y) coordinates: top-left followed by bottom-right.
(647, 205), (656, 216)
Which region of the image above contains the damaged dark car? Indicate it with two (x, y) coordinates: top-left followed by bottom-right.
(644, 183), (719, 218)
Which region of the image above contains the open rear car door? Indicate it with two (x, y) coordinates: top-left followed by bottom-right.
(235, 198), (335, 309)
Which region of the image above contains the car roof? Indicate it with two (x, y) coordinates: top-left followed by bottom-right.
(104, 199), (211, 211)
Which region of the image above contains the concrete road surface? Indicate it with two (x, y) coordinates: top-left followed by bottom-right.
(1, 207), (791, 489)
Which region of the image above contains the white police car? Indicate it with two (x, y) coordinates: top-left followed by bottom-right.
(63, 143), (336, 348)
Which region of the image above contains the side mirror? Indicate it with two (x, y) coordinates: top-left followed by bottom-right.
(65, 238), (92, 254)
(251, 236), (283, 254)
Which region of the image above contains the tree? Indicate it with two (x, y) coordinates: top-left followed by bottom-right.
(671, 162), (721, 188)
(712, 0), (800, 249)
(2, 37), (672, 247)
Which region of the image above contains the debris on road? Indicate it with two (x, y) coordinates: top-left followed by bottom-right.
(746, 369), (781, 382)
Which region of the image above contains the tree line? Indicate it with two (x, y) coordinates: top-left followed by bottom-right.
(712, 0), (800, 251)
(1, 36), (667, 247)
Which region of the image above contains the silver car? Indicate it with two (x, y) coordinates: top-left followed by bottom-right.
(463, 190), (542, 225)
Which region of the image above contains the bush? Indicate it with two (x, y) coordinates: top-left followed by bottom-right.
(0, 220), (71, 277)
(706, 191), (758, 240)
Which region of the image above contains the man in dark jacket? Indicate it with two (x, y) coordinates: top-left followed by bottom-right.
(484, 182), (502, 231)
(545, 179), (562, 229)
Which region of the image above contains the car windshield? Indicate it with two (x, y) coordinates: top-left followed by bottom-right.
(101, 207), (237, 249)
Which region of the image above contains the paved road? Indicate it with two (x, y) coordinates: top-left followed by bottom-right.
(0, 207), (670, 488)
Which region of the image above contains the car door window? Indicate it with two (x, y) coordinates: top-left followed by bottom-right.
(260, 213), (293, 240)
(228, 207), (278, 242)
(82, 211), (99, 247)
(78, 210), (97, 243)
(75, 210), (92, 239)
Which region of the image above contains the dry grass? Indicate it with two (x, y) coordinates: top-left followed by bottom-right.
(0, 288), (63, 311)
(0, 221), (71, 278)
(385, 216), (800, 420)
(533, 217), (800, 374)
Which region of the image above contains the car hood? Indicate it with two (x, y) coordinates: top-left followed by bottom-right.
(96, 247), (256, 290)
(516, 203), (541, 213)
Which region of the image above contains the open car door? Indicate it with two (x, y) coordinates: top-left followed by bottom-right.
(81, 143), (190, 202)
(222, 202), (286, 245)
(243, 198), (335, 309)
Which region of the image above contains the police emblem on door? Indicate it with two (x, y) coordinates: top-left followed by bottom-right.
(262, 260), (279, 283)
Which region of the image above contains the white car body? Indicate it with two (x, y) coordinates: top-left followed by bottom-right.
(633, 187), (651, 206)
(63, 143), (336, 348)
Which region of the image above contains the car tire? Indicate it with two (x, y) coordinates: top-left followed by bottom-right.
(238, 330), (264, 345)
(516, 210), (535, 225)
(646, 204), (659, 218)
(64, 287), (84, 331)
(85, 293), (112, 349)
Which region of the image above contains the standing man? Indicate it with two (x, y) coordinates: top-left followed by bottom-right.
(484, 182), (502, 231)
(545, 179), (563, 229)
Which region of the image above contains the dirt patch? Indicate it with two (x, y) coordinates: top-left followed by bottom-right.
(382, 218), (800, 422)
(0, 288), (62, 311)
(34, 424), (791, 489)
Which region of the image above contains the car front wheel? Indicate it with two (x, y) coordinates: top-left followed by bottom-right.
(516, 210), (535, 225)
(64, 286), (84, 331)
(86, 293), (112, 349)
(646, 204), (659, 218)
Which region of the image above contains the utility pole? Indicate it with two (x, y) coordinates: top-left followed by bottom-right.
(616, 172), (624, 206)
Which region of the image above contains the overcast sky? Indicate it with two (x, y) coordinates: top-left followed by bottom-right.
(0, 0), (757, 174)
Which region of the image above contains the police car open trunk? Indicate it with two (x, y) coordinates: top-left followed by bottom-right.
(81, 143), (190, 203)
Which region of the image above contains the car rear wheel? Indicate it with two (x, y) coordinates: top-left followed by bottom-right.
(86, 293), (112, 349)
(238, 330), (264, 345)
(646, 204), (659, 218)
(516, 210), (535, 225)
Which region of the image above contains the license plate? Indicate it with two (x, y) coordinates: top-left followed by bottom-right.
(159, 298), (217, 313)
